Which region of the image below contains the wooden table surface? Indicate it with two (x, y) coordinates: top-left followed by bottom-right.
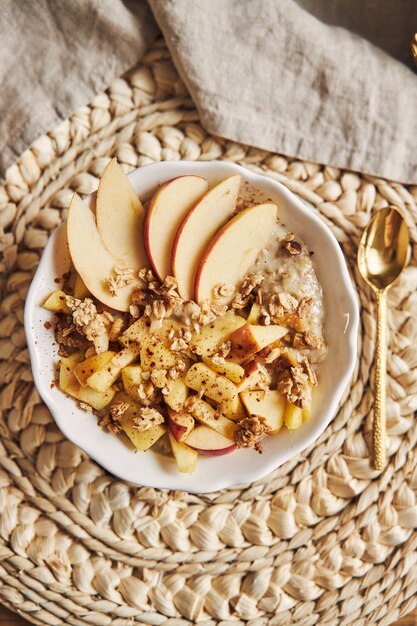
(1, 603), (416, 625)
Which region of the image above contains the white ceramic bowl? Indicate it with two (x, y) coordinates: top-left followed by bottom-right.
(24, 161), (359, 493)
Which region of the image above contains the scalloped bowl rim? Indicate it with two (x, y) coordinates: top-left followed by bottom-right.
(24, 161), (359, 493)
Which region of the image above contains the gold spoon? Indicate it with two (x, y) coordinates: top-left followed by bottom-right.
(358, 206), (409, 470)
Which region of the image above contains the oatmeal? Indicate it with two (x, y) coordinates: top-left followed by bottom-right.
(252, 224), (326, 363)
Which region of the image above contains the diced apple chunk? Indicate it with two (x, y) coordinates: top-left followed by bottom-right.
(74, 274), (90, 300)
(87, 343), (141, 392)
(140, 336), (182, 371)
(185, 425), (237, 456)
(60, 354), (115, 410)
(188, 397), (236, 440)
(189, 313), (246, 358)
(168, 432), (198, 473)
(43, 290), (70, 313)
(121, 364), (144, 400)
(229, 396), (247, 422)
(236, 362), (271, 393)
(229, 323), (288, 363)
(166, 408), (195, 442)
(164, 378), (189, 411)
(284, 402), (303, 430)
(122, 419), (166, 451)
(121, 316), (151, 344)
(240, 390), (286, 433)
(73, 351), (116, 385)
(185, 363), (239, 416)
(202, 356), (244, 384)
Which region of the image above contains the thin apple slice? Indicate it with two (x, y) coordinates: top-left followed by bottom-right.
(67, 193), (142, 311)
(144, 175), (208, 280)
(194, 202), (278, 304)
(96, 158), (148, 270)
(187, 397), (236, 440)
(240, 390), (286, 433)
(168, 432), (198, 473)
(166, 408), (195, 442)
(185, 425), (237, 456)
(172, 175), (241, 299)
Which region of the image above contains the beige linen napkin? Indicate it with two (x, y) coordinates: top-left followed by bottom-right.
(1, 0), (417, 183)
(149, 0), (417, 183)
(0, 0), (158, 175)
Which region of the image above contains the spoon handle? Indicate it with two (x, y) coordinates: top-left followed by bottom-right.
(374, 289), (387, 469)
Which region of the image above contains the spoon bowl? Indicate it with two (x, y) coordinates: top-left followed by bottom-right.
(358, 206), (409, 291)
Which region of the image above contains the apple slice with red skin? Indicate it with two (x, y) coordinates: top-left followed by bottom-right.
(166, 408), (195, 442)
(185, 425), (237, 456)
(194, 202), (277, 304)
(144, 175), (208, 280)
(172, 174), (241, 300)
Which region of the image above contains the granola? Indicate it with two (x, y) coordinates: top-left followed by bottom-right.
(132, 407), (165, 431)
(234, 416), (271, 452)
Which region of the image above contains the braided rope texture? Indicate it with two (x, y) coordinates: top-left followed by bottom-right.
(1, 40), (417, 626)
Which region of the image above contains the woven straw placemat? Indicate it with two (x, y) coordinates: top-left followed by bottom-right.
(1, 39), (417, 626)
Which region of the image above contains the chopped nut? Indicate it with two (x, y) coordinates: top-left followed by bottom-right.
(152, 299), (166, 321)
(79, 401), (93, 413)
(132, 407), (165, 431)
(211, 302), (229, 317)
(107, 265), (135, 296)
(98, 413), (122, 435)
(231, 273), (264, 309)
(129, 304), (141, 318)
(217, 341), (231, 358)
(167, 367), (179, 380)
(109, 318), (124, 342)
(268, 294), (285, 319)
(199, 299), (216, 325)
(259, 310), (271, 326)
(234, 416), (271, 451)
(278, 292), (298, 311)
(110, 401), (130, 420)
(303, 358), (318, 386)
(285, 240), (302, 255)
(170, 337), (188, 352)
(297, 297), (313, 319)
(138, 268), (156, 284)
(263, 347), (281, 364)
(303, 332), (324, 349)
(151, 369), (168, 389)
